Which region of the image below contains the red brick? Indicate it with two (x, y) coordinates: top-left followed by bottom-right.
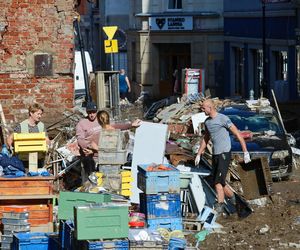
(1, 0), (75, 123)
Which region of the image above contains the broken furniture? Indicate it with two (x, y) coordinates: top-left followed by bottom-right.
(13, 132), (47, 171)
(235, 157), (273, 200)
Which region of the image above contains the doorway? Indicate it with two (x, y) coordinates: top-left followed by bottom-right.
(157, 43), (191, 98)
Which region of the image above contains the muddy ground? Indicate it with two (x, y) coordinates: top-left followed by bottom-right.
(198, 166), (300, 250)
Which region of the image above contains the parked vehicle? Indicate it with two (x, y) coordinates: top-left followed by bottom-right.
(74, 51), (93, 99)
(219, 104), (293, 180)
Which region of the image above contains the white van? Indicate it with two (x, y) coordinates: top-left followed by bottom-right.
(74, 51), (93, 98)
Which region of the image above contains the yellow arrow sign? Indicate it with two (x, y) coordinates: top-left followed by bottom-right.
(104, 39), (118, 53)
(103, 26), (118, 40)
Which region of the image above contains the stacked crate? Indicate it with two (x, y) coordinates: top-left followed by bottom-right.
(74, 203), (129, 249)
(57, 191), (112, 249)
(97, 129), (128, 165)
(97, 129), (133, 197)
(58, 203), (129, 249)
(137, 164), (183, 231)
(96, 168), (133, 197)
(1, 206), (30, 250)
(57, 192), (130, 249)
(12, 232), (58, 250)
(120, 171), (133, 197)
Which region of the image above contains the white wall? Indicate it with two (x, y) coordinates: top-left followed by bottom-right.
(140, 0), (223, 14)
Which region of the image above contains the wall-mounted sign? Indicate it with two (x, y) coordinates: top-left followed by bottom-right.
(149, 16), (193, 31)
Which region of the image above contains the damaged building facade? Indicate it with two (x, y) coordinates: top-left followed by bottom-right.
(127, 0), (224, 99)
(0, 0), (75, 125)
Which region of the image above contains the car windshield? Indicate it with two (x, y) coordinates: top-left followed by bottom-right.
(227, 112), (284, 135)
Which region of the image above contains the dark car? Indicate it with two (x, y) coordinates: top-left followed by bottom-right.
(219, 104), (293, 180)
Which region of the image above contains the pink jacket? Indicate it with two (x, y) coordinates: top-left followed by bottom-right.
(76, 118), (101, 150)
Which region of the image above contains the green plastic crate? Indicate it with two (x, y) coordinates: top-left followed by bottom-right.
(74, 203), (129, 240)
(58, 191), (111, 220)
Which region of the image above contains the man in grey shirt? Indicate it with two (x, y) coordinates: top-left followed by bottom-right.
(195, 99), (251, 213)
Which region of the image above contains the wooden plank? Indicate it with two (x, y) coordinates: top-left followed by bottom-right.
(29, 218), (52, 226)
(30, 210), (51, 219)
(0, 177), (54, 181)
(0, 195), (56, 200)
(29, 152), (38, 172)
(0, 180), (52, 187)
(0, 187), (51, 196)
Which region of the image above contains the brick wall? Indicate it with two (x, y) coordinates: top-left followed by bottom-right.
(0, 0), (76, 127)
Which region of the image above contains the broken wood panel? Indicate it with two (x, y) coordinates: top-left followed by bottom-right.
(237, 157), (272, 200)
(168, 123), (190, 134)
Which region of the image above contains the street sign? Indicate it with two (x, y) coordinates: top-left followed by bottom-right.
(102, 26), (118, 40)
(104, 39), (118, 53)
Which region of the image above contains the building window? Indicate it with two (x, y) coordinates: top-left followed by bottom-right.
(275, 51), (288, 81)
(168, 0), (182, 10)
(234, 47), (244, 96)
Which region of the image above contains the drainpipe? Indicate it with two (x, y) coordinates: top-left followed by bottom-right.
(261, 1), (268, 98)
(74, 18), (91, 102)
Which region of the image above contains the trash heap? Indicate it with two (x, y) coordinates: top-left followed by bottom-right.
(1, 94), (300, 249)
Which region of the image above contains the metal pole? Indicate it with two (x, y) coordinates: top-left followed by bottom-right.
(74, 18), (91, 102)
(261, 1), (267, 98)
(110, 53), (114, 71)
(271, 89), (287, 134)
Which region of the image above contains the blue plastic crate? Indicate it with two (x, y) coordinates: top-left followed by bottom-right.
(58, 220), (74, 250)
(48, 233), (60, 250)
(147, 217), (183, 231)
(137, 164), (180, 194)
(140, 193), (181, 219)
(82, 238), (129, 250)
(12, 232), (49, 250)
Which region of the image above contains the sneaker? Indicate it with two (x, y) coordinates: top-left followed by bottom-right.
(214, 203), (224, 214)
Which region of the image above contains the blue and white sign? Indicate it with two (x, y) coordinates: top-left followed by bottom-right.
(149, 16), (193, 31)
